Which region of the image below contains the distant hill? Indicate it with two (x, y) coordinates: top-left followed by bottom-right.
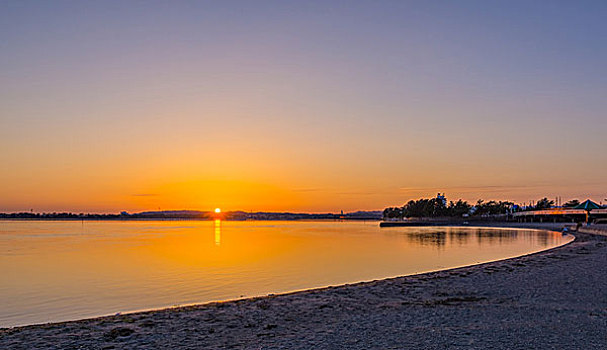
(224, 210), (382, 221)
(133, 210), (210, 218)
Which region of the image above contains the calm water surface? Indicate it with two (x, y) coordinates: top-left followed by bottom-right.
(0, 220), (571, 327)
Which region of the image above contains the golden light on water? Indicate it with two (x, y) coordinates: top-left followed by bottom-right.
(0, 220), (571, 327)
(214, 219), (221, 246)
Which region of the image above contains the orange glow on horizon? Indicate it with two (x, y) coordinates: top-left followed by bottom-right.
(1, 2), (606, 215)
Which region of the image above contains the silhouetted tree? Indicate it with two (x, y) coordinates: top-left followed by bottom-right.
(473, 200), (513, 215)
(383, 207), (402, 219)
(449, 199), (472, 216)
(534, 198), (554, 210)
(383, 196), (520, 219)
(397, 197), (470, 218)
(563, 199), (580, 208)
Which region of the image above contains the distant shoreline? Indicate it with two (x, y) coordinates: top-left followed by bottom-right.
(0, 217), (381, 222)
(0, 211), (382, 221)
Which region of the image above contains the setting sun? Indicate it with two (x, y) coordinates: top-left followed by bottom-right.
(1, 2), (606, 347)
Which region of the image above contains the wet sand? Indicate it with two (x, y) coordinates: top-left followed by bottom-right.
(1, 225), (606, 349)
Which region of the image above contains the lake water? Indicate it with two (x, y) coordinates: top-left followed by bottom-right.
(0, 220), (572, 327)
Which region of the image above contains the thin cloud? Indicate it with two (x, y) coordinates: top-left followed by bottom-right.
(292, 188), (322, 192)
(336, 191), (378, 196)
(398, 185), (532, 193)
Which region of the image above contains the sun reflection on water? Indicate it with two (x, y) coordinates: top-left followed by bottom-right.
(0, 221), (573, 327)
(214, 219), (221, 246)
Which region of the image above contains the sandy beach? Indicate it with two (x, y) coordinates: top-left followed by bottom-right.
(1, 225), (606, 349)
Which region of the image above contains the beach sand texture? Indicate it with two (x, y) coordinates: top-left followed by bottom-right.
(1, 230), (605, 349)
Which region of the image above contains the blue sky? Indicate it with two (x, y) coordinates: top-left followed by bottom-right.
(1, 1), (606, 212)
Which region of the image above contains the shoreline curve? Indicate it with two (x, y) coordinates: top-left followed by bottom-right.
(2, 223), (606, 349)
(2, 224), (571, 328)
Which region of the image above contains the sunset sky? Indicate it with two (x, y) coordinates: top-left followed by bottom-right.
(1, 1), (606, 213)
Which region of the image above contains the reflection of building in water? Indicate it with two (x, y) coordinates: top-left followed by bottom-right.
(406, 228), (528, 248)
(214, 219), (221, 246)
(474, 229), (518, 245)
(448, 229), (469, 245)
(407, 231), (447, 248)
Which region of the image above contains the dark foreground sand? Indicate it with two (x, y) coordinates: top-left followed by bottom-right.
(2, 226), (606, 349)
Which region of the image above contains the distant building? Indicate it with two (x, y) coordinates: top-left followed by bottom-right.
(436, 193), (447, 206)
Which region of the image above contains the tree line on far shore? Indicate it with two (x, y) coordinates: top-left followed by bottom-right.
(383, 197), (582, 219)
